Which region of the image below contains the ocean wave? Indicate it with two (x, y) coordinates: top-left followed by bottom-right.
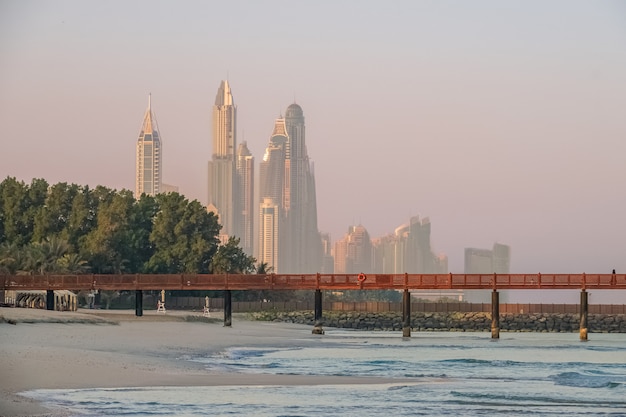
(550, 371), (626, 389)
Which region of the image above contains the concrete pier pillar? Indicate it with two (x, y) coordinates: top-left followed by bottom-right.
(402, 289), (411, 337)
(491, 290), (500, 339)
(135, 290), (143, 316)
(46, 290), (54, 311)
(224, 290), (232, 327)
(312, 289), (324, 334)
(580, 290), (588, 341)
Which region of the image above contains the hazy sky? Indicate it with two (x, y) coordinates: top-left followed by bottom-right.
(1, 0), (625, 274)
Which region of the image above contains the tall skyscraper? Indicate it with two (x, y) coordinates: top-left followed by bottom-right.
(258, 117), (288, 271)
(235, 141), (254, 256)
(135, 94), (162, 198)
(284, 104), (321, 272)
(258, 105), (322, 273)
(208, 80), (236, 236)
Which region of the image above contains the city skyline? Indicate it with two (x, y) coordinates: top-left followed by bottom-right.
(1, 1), (625, 273)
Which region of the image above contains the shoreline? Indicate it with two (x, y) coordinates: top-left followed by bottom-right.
(0, 308), (411, 417)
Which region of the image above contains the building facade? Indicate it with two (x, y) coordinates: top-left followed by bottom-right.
(258, 198), (279, 272)
(371, 216), (447, 274)
(234, 141), (254, 256)
(258, 105), (322, 273)
(464, 243), (511, 303)
(135, 94), (162, 198)
(208, 80), (237, 236)
(334, 225), (372, 274)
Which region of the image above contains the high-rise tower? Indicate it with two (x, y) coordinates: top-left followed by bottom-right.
(258, 105), (322, 273)
(284, 103), (321, 272)
(208, 80), (236, 236)
(258, 117), (288, 271)
(235, 141), (254, 256)
(135, 94), (162, 198)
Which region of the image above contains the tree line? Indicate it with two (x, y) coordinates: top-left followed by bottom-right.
(0, 177), (256, 276)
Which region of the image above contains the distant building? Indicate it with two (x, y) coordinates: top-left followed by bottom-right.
(464, 248), (494, 274)
(464, 243), (511, 303)
(206, 203), (229, 245)
(135, 94), (162, 198)
(320, 232), (334, 273)
(258, 198), (279, 272)
(208, 80), (236, 236)
(334, 225), (372, 274)
(161, 183), (179, 194)
(258, 105), (322, 273)
(464, 243), (511, 274)
(235, 142), (254, 256)
(372, 216), (447, 274)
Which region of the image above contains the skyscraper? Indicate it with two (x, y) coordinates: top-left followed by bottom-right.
(258, 117), (288, 271)
(135, 94), (162, 198)
(235, 141), (254, 256)
(208, 80), (236, 236)
(258, 105), (322, 273)
(283, 104), (321, 272)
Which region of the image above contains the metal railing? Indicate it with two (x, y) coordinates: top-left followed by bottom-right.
(2, 273), (626, 291)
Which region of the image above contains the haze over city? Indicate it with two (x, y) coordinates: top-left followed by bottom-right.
(1, 1), (625, 274)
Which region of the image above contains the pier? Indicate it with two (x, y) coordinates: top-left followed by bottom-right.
(3, 272), (625, 339)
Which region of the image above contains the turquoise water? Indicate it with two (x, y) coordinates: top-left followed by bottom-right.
(25, 331), (626, 416)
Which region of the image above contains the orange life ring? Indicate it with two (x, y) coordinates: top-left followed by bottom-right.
(357, 273), (367, 282)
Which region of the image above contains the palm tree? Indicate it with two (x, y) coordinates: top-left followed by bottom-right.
(256, 262), (274, 274)
(0, 242), (19, 274)
(58, 253), (90, 274)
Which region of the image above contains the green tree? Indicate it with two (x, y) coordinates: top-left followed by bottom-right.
(57, 253), (90, 274)
(82, 190), (136, 273)
(255, 262), (274, 274)
(0, 177), (38, 245)
(146, 193), (221, 273)
(18, 237), (72, 275)
(210, 236), (256, 274)
(32, 182), (80, 243)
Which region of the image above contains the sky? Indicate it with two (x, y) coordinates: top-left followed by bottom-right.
(1, 0), (625, 275)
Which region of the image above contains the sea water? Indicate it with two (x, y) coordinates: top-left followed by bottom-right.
(25, 330), (626, 416)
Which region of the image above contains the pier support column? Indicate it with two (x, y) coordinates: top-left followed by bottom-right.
(224, 290), (232, 327)
(402, 289), (411, 337)
(491, 290), (500, 339)
(46, 290), (54, 311)
(580, 290), (588, 341)
(312, 289), (324, 334)
(135, 290), (143, 317)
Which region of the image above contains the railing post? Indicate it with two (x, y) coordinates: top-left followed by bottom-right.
(312, 288), (324, 334)
(135, 290), (143, 316)
(491, 290), (500, 339)
(224, 290), (232, 327)
(402, 289), (411, 337)
(580, 289), (588, 341)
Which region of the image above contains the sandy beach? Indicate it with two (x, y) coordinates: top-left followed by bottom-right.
(0, 307), (391, 417)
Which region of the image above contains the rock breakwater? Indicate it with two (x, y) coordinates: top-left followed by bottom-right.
(249, 311), (626, 333)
